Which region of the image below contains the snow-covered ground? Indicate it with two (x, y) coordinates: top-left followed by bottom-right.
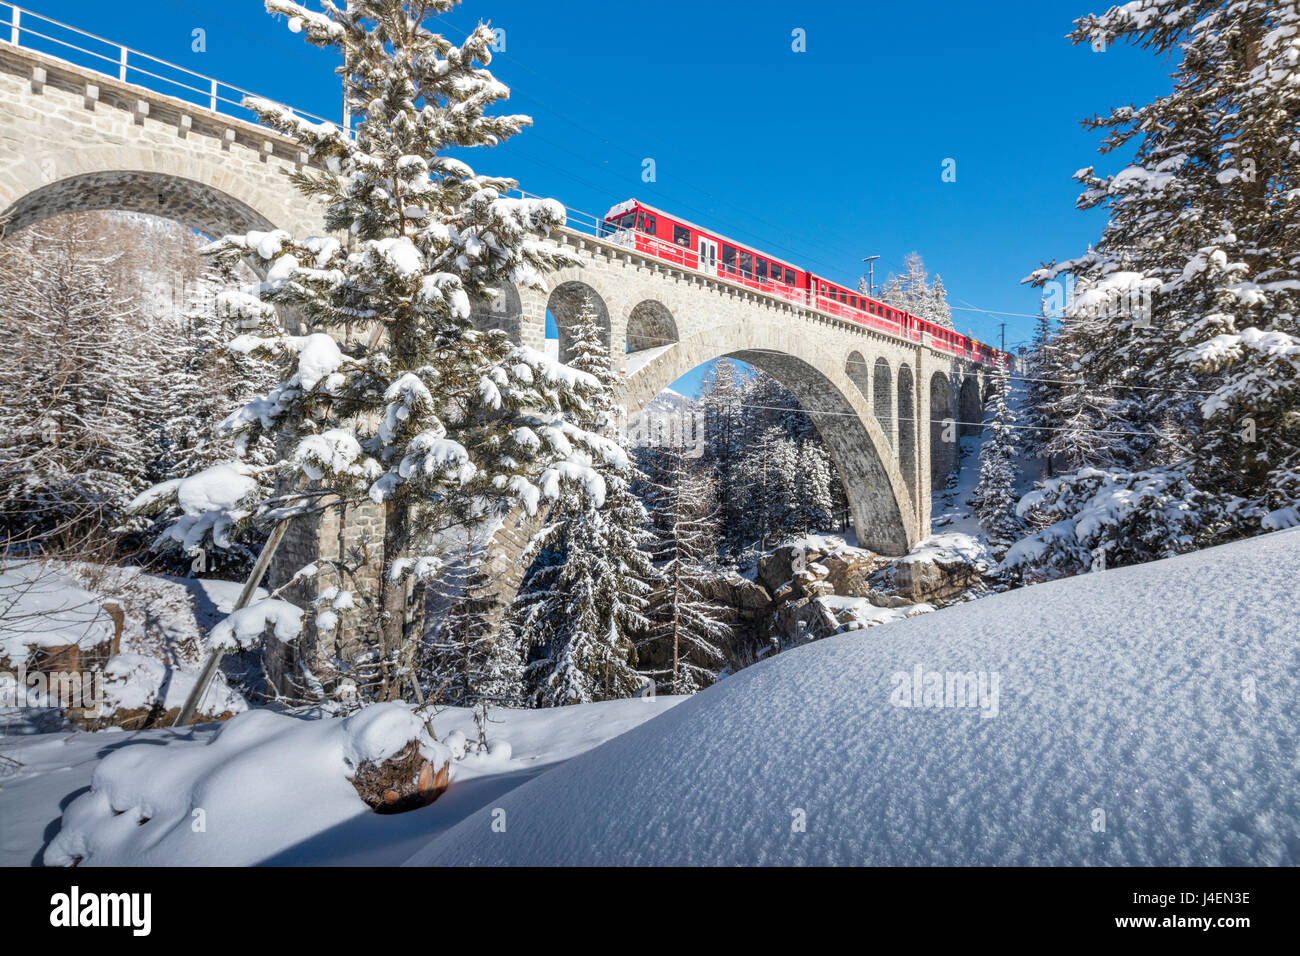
(406, 526), (1300, 866)
(1, 563), (253, 732)
(0, 696), (682, 866)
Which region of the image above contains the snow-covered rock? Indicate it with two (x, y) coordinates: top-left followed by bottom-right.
(407, 527), (1300, 866)
(877, 532), (993, 604)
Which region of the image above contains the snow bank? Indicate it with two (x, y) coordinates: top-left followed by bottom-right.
(0, 563), (115, 661)
(30, 697), (681, 867)
(409, 527), (1300, 866)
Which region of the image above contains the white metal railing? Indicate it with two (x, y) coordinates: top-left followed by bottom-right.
(0, 2), (341, 133)
(0, 3), (1001, 367)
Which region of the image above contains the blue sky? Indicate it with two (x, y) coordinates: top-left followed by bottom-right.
(23, 0), (1174, 393)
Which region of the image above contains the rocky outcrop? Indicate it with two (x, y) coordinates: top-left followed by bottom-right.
(704, 534), (995, 660)
(756, 545), (807, 594)
(876, 535), (993, 605)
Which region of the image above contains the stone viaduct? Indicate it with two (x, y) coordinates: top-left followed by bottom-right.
(0, 39), (993, 690)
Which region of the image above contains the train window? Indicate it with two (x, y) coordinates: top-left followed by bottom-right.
(756, 259), (768, 281)
(673, 224), (690, 247)
(721, 244), (736, 273)
(784, 267), (795, 285)
(637, 213), (656, 234)
(738, 251), (753, 278)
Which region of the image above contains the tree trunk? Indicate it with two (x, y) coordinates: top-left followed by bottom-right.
(379, 498), (409, 701)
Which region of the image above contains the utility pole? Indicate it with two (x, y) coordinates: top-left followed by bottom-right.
(861, 255), (880, 296)
(998, 320), (1007, 353)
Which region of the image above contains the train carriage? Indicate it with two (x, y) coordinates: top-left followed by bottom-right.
(600, 198), (1004, 366)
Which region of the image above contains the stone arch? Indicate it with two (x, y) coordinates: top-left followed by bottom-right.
(897, 364), (917, 506)
(1, 170), (283, 240)
(959, 371), (982, 436)
(625, 325), (917, 555)
(845, 350), (870, 399)
(929, 371), (956, 484)
(873, 357), (893, 448)
(547, 280), (610, 362)
(471, 280), (523, 343)
(626, 299), (677, 353)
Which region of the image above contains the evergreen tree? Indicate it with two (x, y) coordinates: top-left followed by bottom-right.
(0, 215), (150, 551)
(421, 540), (513, 707)
(1020, 299), (1063, 474)
(140, 0), (621, 701)
(971, 365), (1023, 555)
(795, 441), (836, 534)
(1018, 0), (1300, 570)
(642, 450), (729, 695)
(877, 252), (956, 330)
(514, 297), (658, 706)
(698, 358), (747, 555)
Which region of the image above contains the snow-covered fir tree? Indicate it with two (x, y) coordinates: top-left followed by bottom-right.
(877, 252), (955, 330)
(1019, 300), (1064, 475)
(1017, 0), (1300, 574)
(155, 271), (278, 483)
(698, 358), (747, 552)
(641, 449), (729, 695)
(796, 440), (836, 534)
(0, 215), (151, 552)
(421, 539), (518, 707)
(513, 297), (659, 706)
(138, 0), (623, 701)
(971, 365), (1023, 555)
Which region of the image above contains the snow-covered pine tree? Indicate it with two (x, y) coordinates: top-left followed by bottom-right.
(877, 252), (956, 330)
(420, 539), (508, 707)
(1018, 0), (1300, 567)
(795, 440), (835, 534)
(142, 0), (624, 700)
(1019, 299), (1064, 474)
(1031, 304), (1140, 472)
(971, 364), (1023, 555)
(698, 358), (747, 555)
(641, 449), (729, 695)
(155, 272), (278, 483)
(0, 215), (151, 552)
(513, 296), (658, 706)
(929, 274), (953, 329)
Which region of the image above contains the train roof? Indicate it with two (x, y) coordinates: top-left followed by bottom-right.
(603, 198), (803, 272)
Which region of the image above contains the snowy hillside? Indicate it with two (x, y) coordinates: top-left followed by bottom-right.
(407, 527), (1300, 866)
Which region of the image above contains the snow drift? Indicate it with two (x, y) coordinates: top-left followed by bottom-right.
(408, 528), (1300, 866)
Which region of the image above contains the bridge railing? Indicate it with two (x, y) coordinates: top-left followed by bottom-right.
(0, 3), (340, 135)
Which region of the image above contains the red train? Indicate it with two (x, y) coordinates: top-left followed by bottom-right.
(599, 199), (1003, 366)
